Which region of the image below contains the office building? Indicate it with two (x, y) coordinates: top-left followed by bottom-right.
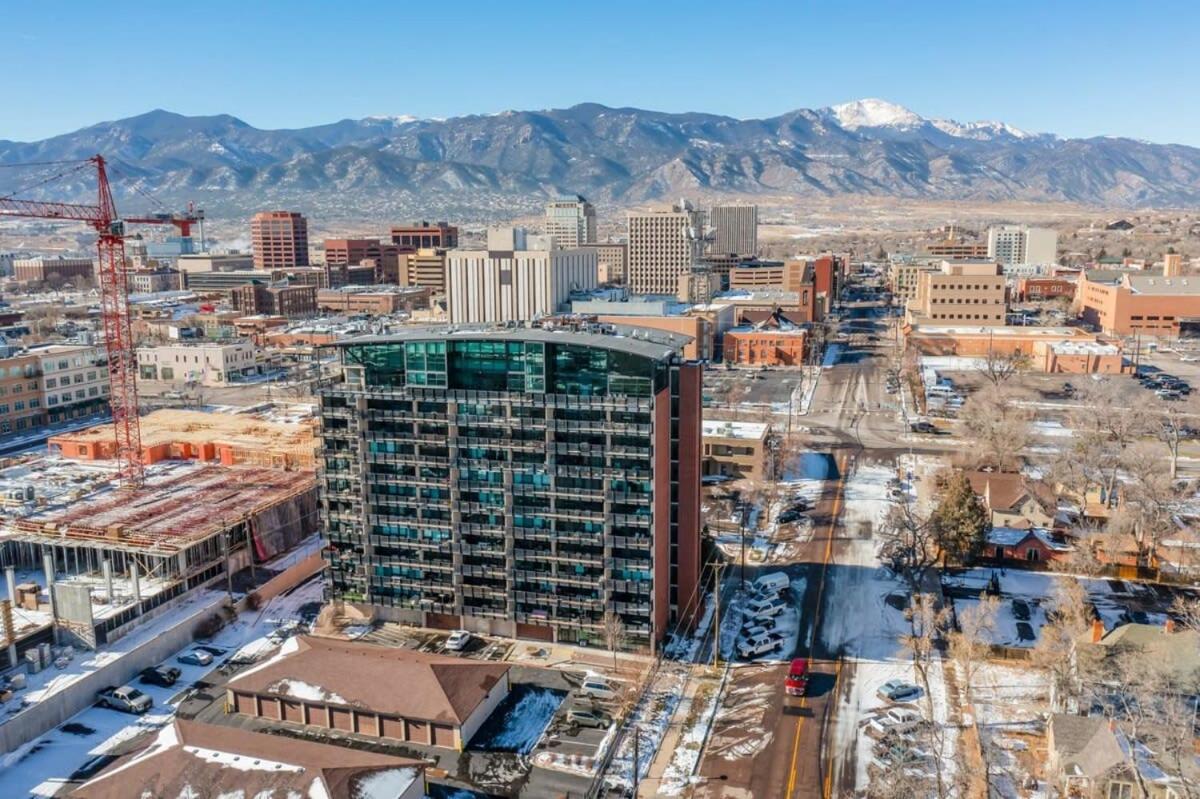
(318, 326), (703, 651)
(544, 195), (596, 248)
(230, 281), (318, 318)
(709, 205), (758, 256)
(324, 238), (401, 282)
(137, 341), (262, 386)
(888, 258), (942, 303)
(183, 270), (275, 294)
(399, 248), (448, 292)
(445, 236), (597, 324)
(1076, 269), (1200, 336)
(128, 268), (181, 294)
(908, 260), (1007, 326)
(987, 225), (1058, 267)
(12, 257), (95, 285)
(251, 211), (310, 269)
(627, 201), (704, 295)
(580, 242), (628, 284)
(1163, 253), (1184, 278)
(176, 253), (255, 273)
(390, 222), (458, 250)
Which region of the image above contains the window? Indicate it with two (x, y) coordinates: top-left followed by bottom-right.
(1108, 784), (1133, 799)
(45, 378), (55, 388)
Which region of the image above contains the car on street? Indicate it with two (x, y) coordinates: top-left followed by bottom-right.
(566, 706), (612, 729)
(177, 649), (214, 667)
(784, 658), (809, 696)
(737, 632), (785, 659)
(877, 679), (921, 703)
(139, 665), (182, 687)
(97, 685), (153, 714)
(445, 629), (472, 651)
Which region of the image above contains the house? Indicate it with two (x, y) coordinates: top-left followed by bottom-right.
(1047, 713), (1199, 799)
(70, 719), (425, 799)
(964, 471), (1060, 530)
(1080, 621), (1200, 695)
(225, 635), (510, 750)
(983, 527), (1072, 565)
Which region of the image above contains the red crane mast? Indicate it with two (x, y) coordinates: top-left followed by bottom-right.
(0, 155), (203, 486)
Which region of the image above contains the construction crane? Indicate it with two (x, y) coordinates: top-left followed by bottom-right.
(0, 155), (203, 486)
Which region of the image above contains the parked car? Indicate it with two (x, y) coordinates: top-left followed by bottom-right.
(741, 615), (778, 635)
(910, 421), (938, 434)
(869, 707), (923, 735)
(97, 685), (153, 714)
(877, 679), (921, 703)
(746, 596), (788, 619)
(177, 649), (213, 667)
(737, 632), (785, 659)
(139, 665), (181, 688)
(740, 624), (770, 641)
(566, 707), (612, 729)
(752, 572), (790, 596)
(778, 509), (806, 525)
(784, 658), (809, 696)
(445, 630), (472, 651)
(580, 678), (618, 702)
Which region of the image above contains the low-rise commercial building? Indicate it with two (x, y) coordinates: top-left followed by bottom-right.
(908, 259), (1006, 326)
(702, 420), (772, 481)
(231, 281), (319, 318)
(1076, 269), (1200, 336)
(316, 285), (431, 315)
(176, 253), (255, 273)
(225, 636), (510, 751)
(1016, 277), (1076, 302)
(128, 268), (182, 294)
(905, 324), (1128, 374)
(594, 313), (713, 361)
(0, 354), (45, 437)
(137, 341), (263, 386)
(888, 259), (941, 303)
(183, 269), (275, 294)
(12, 257), (95, 285)
(28, 344), (110, 423)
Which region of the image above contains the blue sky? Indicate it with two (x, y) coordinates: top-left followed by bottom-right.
(5, 0), (1198, 145)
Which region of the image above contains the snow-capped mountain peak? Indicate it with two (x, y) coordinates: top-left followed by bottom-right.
(930, 118), (1034, 140)
(829, 98), (925, 130)
(361, 114), (419, 125)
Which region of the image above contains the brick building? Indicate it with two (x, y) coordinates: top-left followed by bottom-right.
(390, 221), (458, 250)
(1075, 269), (1200, 336)
(251, 211), (310, 269)
(231, 281), (318, 318)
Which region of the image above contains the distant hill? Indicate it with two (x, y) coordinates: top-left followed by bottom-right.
(3, 99), (1199, 220)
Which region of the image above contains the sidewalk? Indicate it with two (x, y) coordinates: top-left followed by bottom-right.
(638, 666), (708, 797)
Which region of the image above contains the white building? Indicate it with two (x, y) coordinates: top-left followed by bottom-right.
(544, 195), (597, 248)
(709, 205), (758, 256)
(987, 225), (1058, 267)
(445, 236), (598, 324)
(28, 344), (110, 424)
(137, 341), (263, 386)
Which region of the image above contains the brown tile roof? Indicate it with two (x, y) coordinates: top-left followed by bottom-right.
(964, 470), (1055, 514)
(70, 720), (424, 799)
(227, 636), (510, 725)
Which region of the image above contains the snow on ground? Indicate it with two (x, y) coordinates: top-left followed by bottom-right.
(469, 686), (564, 754)
(657, 671), (723, 796)
(920, 355), (988, 372)
(971, 662), (1052, 799)
(604, 669), (683, 793)
(0, 576), (325, 798)
(1031, 419), (1073, 438)
(352, 766), (421, 799)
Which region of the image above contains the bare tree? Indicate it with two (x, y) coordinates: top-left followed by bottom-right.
(1153, 394), (1199, 480)
(1123, 441), (1186, 569)
(903, 594), (953, 799)
(601, 610), (626, 671)
(1030, 578), (1092, 712)
(959, 385), (1031, 472)
(877, 501), (940, 594)
(981, 346), (1031, 387)
(947, 593), (1000, 710)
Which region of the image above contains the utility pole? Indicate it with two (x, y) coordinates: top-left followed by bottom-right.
(632, 725), (640, 797)
(712, 562), (724, 669)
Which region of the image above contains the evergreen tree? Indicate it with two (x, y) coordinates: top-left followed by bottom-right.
(931, 472), (991, 564)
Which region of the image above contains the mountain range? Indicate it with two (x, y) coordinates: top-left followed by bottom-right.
(3, 99), (1200, 221)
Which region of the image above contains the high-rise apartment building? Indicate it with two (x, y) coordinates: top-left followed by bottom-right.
(390, 222), (459, 250)
(544, 195), (596, 248)
(251, 211), (310, 269)
(709, 205), (758, 256)
(318, 326), (702, 650)
(445, 236), (597, 324)
(627, 201), (704, 295)
(986, 225), (1058, 267)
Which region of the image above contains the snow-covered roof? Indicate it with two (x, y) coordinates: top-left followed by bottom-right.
(702, 420), (770, 440)
(986, 527), (1072, 552)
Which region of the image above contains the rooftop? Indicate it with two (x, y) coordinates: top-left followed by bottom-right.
(1125, 274), (1200, 295)
(703, 420), (770, 440)
(70, 719), (423, 799)
(227, 636), (510, 725)
(331, 323), (686, 361)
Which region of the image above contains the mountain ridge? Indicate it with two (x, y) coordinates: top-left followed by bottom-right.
(3, 100), (1199, 219)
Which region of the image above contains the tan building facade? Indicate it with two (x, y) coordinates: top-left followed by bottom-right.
(445, 247), (597, 324)
(398, 248), (447, 292)
(390, 222), (458, 249)
(1076, 270), (1200, 336)
(580, 242), (628, 284)
(316, 286), (431, 314)
(627, 203), (703, 294)
(0, 354), (45, 437)
(908, 260), (1006, 326)
(702, 420), (771, 481)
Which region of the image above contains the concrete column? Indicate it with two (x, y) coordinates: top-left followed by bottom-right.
(102, 560), (114, 606)
(131, 563), (142, 604)
(5, 567), (16, 608)
(43, 551), (59, 644)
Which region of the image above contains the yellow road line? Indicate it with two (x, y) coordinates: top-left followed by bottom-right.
(785, 454), (848, 798)
(822, 659), (844, 799)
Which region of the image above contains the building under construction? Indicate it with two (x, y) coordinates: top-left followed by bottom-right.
(0, 461), (317, 659)
(47, 407), (318, 471)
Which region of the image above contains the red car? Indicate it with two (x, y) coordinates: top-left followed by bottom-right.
(785, 658), (809, 697)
